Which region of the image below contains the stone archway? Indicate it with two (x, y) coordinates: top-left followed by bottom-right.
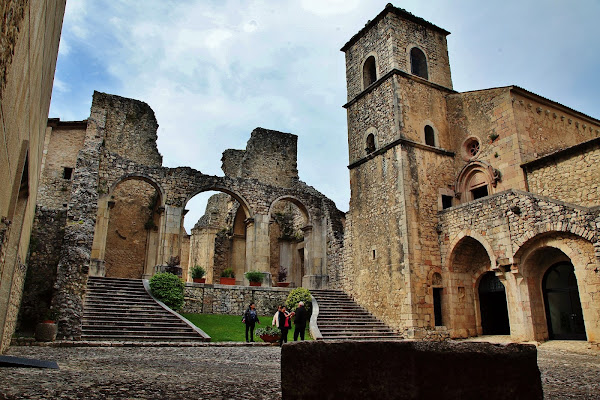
(446, 235), (494, 338)
(514, 233), (597, 343)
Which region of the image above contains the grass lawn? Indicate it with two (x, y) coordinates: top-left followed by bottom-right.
(181, 313), (312, 342)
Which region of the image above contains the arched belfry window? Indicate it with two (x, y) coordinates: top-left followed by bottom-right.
(424, 125), (435, 146)
(410, 47), (428, 80)
(366, 133), (376, 154)
(363, 56), (377, 89)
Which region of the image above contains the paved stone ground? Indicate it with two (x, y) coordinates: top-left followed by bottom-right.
(1, 340), (598, 399)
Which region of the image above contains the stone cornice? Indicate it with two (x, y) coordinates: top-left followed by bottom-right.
(521, 136), (600, 171)
(343, 69), (456, 109)
(348, 137), (454, 170)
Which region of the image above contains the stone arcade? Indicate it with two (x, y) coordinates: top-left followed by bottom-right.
(1, 3), (599, 351)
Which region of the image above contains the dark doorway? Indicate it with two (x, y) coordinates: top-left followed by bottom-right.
(433, 288), (443, 326)
(543, 262), (586, 340)
(478, 272), (510, 335)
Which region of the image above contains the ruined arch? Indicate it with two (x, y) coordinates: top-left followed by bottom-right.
(513, 232), (598, 342)
(102, 176), (164, 279)
(184, 188), (253, 285)
(268, 196), (312, 287)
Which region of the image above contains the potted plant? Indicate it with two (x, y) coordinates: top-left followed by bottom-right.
(219, 268), (236, 285)
(255, 325), (281, 343)
(35, 308), (59, 342)
(277, 266), (290, 287)
(191, 265), (206, 283)
(245, 270), (263, 287)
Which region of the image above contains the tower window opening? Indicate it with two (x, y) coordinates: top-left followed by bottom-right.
(441, 195), (453, 209)
(366, 133), (376, 154)
(363, 56), (377, 89)
(424, 125), (435, 146)
(410, 47), (428, 80)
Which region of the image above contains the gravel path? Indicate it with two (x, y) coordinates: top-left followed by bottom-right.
(1, 341), (598, 399)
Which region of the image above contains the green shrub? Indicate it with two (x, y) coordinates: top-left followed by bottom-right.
(150, 272), (184, 311)
(221, 268), (235, 278)
(286, 287), (312, 314)
(245, 270), (263, 283)
(191, 265), (206, 279)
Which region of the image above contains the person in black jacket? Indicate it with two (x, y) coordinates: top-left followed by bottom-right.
(242, 302), (260, 342)
(293, 301), (307, 341)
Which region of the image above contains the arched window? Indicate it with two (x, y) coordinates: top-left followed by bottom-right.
(456, 161), (500, 203)
(363, 56), (377, 89)
(410, 47), (428, 80)
(424, 125), (435, 146)
(366, 133), (375, 154)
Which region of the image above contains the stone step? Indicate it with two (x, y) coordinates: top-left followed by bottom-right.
(312, 289), (403, 341)
(81, 334), (203, 341)
(82, 325), (194, 332)
(83, 277), (206, 342)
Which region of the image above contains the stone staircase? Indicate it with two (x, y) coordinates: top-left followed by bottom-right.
(311, 289), (402, 341)
(82, 276), (207, 341)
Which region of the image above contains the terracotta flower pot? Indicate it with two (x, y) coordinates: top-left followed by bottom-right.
(193, 278), (206, 283)
(249, 281), (261, 287)
(259, 334), (281, 343)
(35, 322), (58, 342)
(219, 277), (236, 285)
(277, 282), (290, 287)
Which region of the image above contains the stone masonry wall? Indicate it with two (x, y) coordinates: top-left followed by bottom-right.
(526, 140), (600, 208)
(182, 284), (290, 316)
(513, 92), (600, 163)
(37, 122), (87, 209)
(18, 208), (66, 331)
(0, 0), (66, 352)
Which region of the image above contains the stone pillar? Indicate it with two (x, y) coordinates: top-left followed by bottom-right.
(89, 196), (112, 276)
(245, 214), (272, 286)
(158, 205), (184, 266)
(301, 221), (329, 289)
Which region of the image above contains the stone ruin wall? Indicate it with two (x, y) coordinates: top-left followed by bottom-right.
(98, 91), (162, 168)
(525, 140), (600, 208)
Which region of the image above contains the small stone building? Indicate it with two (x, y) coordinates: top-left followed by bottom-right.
(340, 4), (600, 347)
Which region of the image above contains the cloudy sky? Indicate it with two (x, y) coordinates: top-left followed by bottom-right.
(49, 0), (599, 232)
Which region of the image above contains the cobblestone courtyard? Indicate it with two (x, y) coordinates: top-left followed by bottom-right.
(1, 342), (598, 399)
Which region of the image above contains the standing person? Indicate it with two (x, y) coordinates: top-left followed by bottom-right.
(242, 302), (260, 342)
(272, 305), (281, 328)
(293, 301), (307, 341)
(278, 305), (292, 346)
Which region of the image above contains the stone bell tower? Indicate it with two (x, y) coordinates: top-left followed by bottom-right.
(340, 4), (456, 338)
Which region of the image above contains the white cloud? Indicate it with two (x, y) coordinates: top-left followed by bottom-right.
(50, 0), (600, 223)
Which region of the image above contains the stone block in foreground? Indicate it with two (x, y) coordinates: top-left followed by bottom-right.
(281, 340), (542, 400)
